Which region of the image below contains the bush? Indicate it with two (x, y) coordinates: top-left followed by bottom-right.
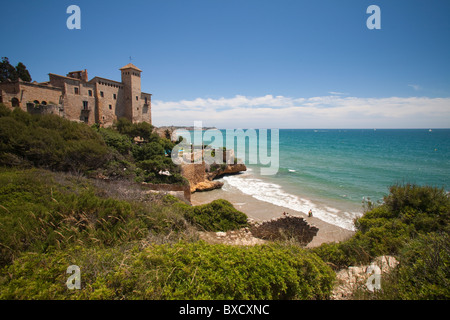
(0, 242), (335, 300)
(312, 184), (450, 270)
(354, 233), (450, 300)
(184, 199), (249, 232)
(97, 127), (133, 155)
(0, 109), (111, 173)
(0, 107), (185, 183)
(0, 169), (191, 266)
(394, 232), (450, 299)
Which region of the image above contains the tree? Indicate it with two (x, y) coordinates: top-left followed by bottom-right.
(0, 57), (18, 83)
(0, 58), (32, 83)
(15, 62), (32, 82)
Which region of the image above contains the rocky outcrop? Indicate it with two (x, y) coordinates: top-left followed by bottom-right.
(332, 255), (399, 300)
(206, 163), (247, 180)
(194, 180), (224, 192)
(248, 215), (319, 245)
(199, 215), (319, 246)
(199, 228), (267, 246)
(181, 162), (247, 193)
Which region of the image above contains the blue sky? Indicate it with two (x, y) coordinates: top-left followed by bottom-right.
(1, 0), (449, 128)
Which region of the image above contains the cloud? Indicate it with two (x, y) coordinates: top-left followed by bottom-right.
(328, 91), (346, 95)
(152, 94), (450, 129)
(408, 84), (422, 91)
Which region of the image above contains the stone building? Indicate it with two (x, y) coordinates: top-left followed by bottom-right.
(0, 63), (151, 127)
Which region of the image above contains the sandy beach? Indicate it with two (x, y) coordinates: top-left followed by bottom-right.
(191, 186), (355, 248)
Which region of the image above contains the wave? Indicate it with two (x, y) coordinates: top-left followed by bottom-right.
(223, 175), (361, 231)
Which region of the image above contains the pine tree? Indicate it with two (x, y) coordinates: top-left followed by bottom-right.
(0, 57), (18, 83)
(15, 62), (32, 82)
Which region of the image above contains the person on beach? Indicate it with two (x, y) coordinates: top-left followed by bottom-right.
(308, 209), (313, 217)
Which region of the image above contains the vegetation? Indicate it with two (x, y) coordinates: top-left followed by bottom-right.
(0, 168), (193, 267)
(0, 100), (448, 300)
(183, 199), (249, 232)
(0, 242), (334, 300)
(0, 168), (334, 300)
(0, 57), (31, 83)
(0, 104), (186, 185)
(312, 184), (449, 299)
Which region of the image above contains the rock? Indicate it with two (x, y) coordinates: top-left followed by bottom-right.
(248, 215), (319, 245)
(199, 228), (266, 246)
(331, 255), (399, 300)
(206, 163), (247, 181)
(181, 161), (246, 193)
(191, 180), (224, 192)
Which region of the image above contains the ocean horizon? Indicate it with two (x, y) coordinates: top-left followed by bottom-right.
(197, 128), (450, 231)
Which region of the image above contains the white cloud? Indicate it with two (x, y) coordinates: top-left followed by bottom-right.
(328, 91), (346, 95)
(408, 84), (422, 91)
(152, 94), (450, 129)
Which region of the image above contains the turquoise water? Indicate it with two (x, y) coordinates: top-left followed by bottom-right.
(185, 128), (449, 230)
(217, 129), (450, 230)
(275, 129), (449, 203)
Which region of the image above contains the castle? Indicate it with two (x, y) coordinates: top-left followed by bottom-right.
(0, 63), (151, 127)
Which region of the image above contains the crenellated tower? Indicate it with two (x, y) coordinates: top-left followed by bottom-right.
(120, 63), (142, 123)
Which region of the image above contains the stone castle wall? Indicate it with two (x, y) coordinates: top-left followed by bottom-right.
(0, 81), (63, 111)
(0, 64), (151, 128)
(93, 79), (126, 127)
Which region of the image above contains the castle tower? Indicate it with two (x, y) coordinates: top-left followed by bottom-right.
(120, 63), (142, 123)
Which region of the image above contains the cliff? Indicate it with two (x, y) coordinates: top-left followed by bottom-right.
(181, 162), (247, 193)
(206, 163), (247, 180)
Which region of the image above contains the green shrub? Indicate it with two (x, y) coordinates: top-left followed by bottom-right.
(0, 103), (11, 117)
(0, 242), (335, 300)
(0, 108), (184, 183)
(97, 127), (133, 155)
(184, 199), (249, 232)
(353, 233), (450, 300)
(313, 184), (450, 270)
(0, 110), (110, 173)
(393, 232), (450, 299)
(0, 169), (191, 266)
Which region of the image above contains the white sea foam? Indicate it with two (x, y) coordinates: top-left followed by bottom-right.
(223, 175), (361, 231)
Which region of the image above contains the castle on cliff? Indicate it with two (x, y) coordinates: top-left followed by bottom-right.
(0, 63), (151, 127)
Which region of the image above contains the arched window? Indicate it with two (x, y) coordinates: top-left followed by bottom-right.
(33, 100), (40, 105)
(11, 98), (20, 107)
(41, 101), (47, 105)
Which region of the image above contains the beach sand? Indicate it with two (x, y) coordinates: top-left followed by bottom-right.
(191, 187), (355, 248)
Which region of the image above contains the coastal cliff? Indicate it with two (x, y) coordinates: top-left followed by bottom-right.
(181, 162), (247, 193)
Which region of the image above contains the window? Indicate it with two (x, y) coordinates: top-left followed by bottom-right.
(83, 101), (89, 110)
(11, 98), (20, 107)
(144, 97), (148, 105)
(88, 90), (93, 97)
(100, 91), (104, 98)
(113, 93), (117, 100)
(109, 104), (112, 110)
(83, 116), (89, 123)
(74, 87), (79, 95)
(136, 96), (138, 101)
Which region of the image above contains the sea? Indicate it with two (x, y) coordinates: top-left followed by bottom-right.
(191, 129), (450, 231)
